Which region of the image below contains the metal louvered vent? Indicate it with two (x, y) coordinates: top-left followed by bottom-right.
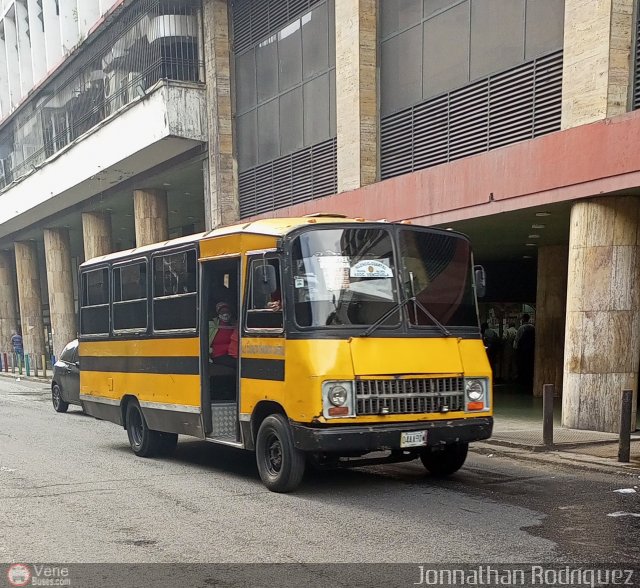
(634, 7), (640, 109)
(238, 138), (337, 217)
(231, 0), (323, 54)
(381, 50), (563, 180)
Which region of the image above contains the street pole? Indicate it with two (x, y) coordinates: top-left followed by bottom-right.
(543, 383), (554, 447)
(618, 389), (633, 463)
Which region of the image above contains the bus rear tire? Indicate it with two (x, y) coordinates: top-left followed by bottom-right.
(126, 401), (162, 458)
(420, 442), (468, 476)
(256, 414), (305, 493)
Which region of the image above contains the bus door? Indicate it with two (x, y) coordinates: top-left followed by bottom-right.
(201, 257), (241, 442)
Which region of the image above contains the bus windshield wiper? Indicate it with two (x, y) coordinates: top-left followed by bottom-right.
(360, 297), (451, 338)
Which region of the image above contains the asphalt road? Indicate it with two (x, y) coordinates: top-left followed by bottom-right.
(1, 377), (639, 574)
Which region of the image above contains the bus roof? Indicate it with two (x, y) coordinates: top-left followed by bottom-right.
(80, 216), (368, 267)
(79, 216), (463, 268)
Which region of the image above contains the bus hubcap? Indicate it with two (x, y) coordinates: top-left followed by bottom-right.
(266, 435), (283, 474)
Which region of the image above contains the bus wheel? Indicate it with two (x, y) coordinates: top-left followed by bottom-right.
(256, 414), (305, 493)
(52, 383), (69, 413)
(125, 401), (162, 458)
(420, 443), (468, 476)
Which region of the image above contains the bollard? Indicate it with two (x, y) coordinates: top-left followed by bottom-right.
(618, 389), (633, 463)
(42, 355), (47, 378)
(2, 352), (7, 373)
(0, 353), (3, 372)
(25, 354), (30, 377)
(543, 383), (555, 447)
(18, 354), (22, 375)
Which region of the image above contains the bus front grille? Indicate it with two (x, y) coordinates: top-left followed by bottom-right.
(355, 377), (465, 415)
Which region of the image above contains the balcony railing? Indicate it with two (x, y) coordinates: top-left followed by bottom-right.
(0, 0), (203, 191)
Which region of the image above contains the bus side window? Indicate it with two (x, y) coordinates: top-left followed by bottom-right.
(246, 258), (283, 331)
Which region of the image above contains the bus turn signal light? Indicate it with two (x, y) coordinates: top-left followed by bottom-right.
(328, 406), (350, 417)
(467, 401), (485, 411)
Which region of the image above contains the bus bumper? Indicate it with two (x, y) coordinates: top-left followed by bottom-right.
(290, 417), (493, 453)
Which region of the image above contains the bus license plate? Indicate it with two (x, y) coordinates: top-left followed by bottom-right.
(400, 431), (427, 448)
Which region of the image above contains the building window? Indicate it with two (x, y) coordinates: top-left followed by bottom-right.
(80, 268), (110, 335)
(380, 0), (565, 117)
(380, 0), (564, 179)
(232, 0), (337, 216)
(113, 261), (148, 332)
(152, 250), (197, 332)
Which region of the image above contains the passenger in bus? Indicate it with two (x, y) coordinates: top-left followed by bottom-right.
(209, 302), (237, 368)
(209, 302), (238, 401)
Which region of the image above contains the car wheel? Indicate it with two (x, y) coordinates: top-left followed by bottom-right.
(420, 442), (469, 476)
(125, 401), (162, 458)
(256, 414), (305, 493)
(52, 383), (69, 413)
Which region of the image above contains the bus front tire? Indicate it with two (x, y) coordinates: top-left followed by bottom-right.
(256, 414), (305, 493)
(420, 442), (468, 476)
(126, 401), (163, 458)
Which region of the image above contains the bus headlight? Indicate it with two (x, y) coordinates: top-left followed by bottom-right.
(328, 385), (348, 406)
(465, 378), (489, 411)
(322, 381), (355, 418)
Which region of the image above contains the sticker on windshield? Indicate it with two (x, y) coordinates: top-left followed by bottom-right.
(350, 260), (393, 278)
(294, 277), (305, 288)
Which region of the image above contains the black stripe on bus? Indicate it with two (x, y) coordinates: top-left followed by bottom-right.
(241, 358), (285, 381)
(81, 356), (200, 375)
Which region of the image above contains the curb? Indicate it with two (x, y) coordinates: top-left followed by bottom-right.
(471, 441), (640, 477)
(0, 371), (51, 384)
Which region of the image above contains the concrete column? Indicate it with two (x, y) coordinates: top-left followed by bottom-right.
(82, 212), (113, 260)
(15, 0), (34, 95)
(533, 246), (569, 398)
(561, 0), (634, 129)
(133, 189), (169, 247)
(0, 38), (11, 119)
(563, 196), (640, 432)
(43, 229), (76, 359)
(4, 12), (22, 108)
(203, 0), (238, 229)
(14, 242), (46, 369)
(42, 0), (62, 70)
(0, 251), (19, 353)
(335, 0), (379, 192)
(27, 0), (47, 83)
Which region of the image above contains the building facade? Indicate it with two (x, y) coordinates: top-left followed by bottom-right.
(0, 0), (638, 432)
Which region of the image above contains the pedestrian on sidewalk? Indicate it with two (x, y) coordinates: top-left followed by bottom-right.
(514, 314), (535, 389)
(11, 331), (24, 364)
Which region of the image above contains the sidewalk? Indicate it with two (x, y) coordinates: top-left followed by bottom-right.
(475, 388), (640, 474)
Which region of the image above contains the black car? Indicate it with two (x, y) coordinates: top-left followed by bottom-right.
(52, 339), (81, 413)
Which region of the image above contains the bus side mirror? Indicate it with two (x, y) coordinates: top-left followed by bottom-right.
(474, 265), (486, 298)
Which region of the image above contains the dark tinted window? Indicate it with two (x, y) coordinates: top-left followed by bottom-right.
(246, 258), (283, 330)
(60, 341), (77, 362)
(80, 268), (110, 335)
(153, 250), (197, 331)
(113, 262), (148, 332)
(398, 229), (478, 327)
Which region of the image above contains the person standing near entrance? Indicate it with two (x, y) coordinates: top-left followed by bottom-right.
(11, 331), (23, 363)
(502, 323), (518, 381)
(514, 314), (535, 388)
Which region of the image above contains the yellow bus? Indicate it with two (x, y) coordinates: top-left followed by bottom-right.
(78, 216), (492, 492)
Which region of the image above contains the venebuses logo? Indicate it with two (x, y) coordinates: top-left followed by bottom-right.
(6, 564), (31, 587)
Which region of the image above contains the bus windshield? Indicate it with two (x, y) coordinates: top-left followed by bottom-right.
(398, 228), (478, 328)
(291, 227), (400, 327)
(291, 226), (479, 331)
